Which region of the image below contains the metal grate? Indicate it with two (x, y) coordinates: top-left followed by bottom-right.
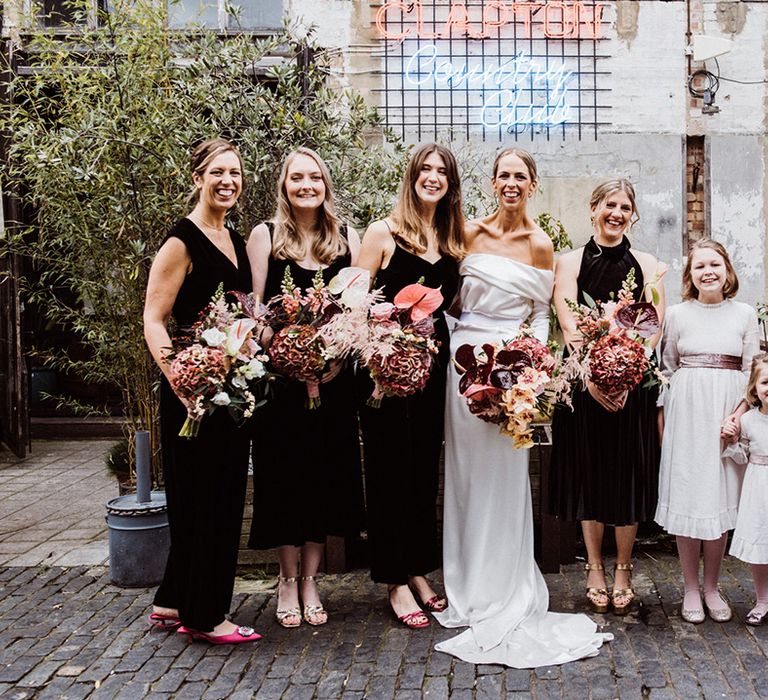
(372, 0), (612, 142)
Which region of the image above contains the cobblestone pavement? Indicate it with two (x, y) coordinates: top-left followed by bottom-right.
(0, 552), (767, 699)
(1, 442), (768, 698)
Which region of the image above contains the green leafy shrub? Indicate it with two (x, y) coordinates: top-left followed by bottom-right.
(0, 0), (406, 484)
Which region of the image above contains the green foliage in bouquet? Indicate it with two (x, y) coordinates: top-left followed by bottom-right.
(0, 0), (407, 484)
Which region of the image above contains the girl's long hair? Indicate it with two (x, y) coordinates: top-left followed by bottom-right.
(390, 143), (464, 260)
(272, 147), (347, 265)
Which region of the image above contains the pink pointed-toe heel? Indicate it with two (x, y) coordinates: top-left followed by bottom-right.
(148, 612), (181, 630)
(177, 625), (262, 644)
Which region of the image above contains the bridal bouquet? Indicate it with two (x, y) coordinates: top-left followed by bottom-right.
(556, 269), (664, 402)
(261, 266), (377, 408)
(359, 283), (443, 407)
(167, 285), (272, 438)
(453, 329), (558, 448)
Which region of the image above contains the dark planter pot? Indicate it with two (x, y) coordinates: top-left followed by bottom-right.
(105, 490), (169, 588)
(105, 430), (168, 588)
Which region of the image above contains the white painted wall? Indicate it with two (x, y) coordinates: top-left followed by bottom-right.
(608, 1), (687, 134)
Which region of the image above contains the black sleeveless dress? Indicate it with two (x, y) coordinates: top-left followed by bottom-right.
(154, 218), (253, 631)
(248, 223), (364, 549)
(548, 236), (660, 526)
(359, 241), (460, 584)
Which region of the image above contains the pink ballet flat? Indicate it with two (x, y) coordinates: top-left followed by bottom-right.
(148, 612), (181, 630)
(177, 625), (262, 644)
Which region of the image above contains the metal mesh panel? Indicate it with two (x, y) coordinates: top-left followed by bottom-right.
(372, 0), (611, 142)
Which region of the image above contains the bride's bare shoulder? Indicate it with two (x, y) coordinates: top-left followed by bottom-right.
(464, 217), (486, 240)
(529, 227), (554, 270)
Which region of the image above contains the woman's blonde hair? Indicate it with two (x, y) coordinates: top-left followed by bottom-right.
(746, 353), (768, 406)
(188, 137), (244, 206)
(589, 178), (640, 227)
(272, 147), (347, 265)
(681, 238), (739, 301)
(390, 143), (464, 260)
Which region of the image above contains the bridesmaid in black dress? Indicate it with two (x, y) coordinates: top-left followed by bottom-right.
(357, 143), (463, 628)
(549, 179), (666, 616)
(143, 138), (261, 644)
(246, 147), (362, 628)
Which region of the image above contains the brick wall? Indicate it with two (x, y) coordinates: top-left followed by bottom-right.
(686, 135), (707, 250)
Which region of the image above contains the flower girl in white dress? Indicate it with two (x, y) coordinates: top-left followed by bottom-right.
(725, 354), (768, 626)
(656, 239), (760, 623)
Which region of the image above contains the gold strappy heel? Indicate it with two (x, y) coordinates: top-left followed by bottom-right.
(585, 562), (610, 614)
(275, 576), (301, 628)
(612, 562), (635, 615)
(300, 575), (328, 626)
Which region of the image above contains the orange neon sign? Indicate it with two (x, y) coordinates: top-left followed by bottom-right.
(375, 1), (605, 41)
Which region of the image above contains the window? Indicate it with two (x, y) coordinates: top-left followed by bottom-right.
(35, 0), (105, 27)
(28, 0), (281, 30)
(167, 0), (282, 31)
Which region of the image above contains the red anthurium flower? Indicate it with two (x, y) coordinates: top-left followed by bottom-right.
(393, 284), (443, 323)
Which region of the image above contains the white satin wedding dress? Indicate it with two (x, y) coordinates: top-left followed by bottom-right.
(434, 254), (612, 667)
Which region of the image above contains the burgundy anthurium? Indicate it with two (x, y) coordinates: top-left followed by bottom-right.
(454, 344), (478, 374)
(615, 302), (660, 338)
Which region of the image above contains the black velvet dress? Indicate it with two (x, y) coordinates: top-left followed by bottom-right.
(359, 242), (460, 584)
(248, 224), (364, 549)
(548, 236), (660, 526)
(154, 218), (253, 631)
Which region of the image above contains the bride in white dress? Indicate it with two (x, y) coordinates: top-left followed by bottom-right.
(434, 149), (612, 667)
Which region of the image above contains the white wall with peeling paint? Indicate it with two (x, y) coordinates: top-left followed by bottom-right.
(608, 2), (687, 134)
(710, 136), (766, 305)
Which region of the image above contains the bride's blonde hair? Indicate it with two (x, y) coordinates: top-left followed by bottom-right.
(271, 147), (348, 265)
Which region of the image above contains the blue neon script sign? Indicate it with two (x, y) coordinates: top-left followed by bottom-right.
(404, 44), (573, 131)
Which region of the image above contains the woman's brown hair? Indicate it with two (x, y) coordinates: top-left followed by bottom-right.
(746, 353), (768, 406)
(681, 238), (739, 301)
(188, 137), (244, 205)
(390, 143), (464, 260)
(271, 147), (347, 266)
(492, 147), (538, 183)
